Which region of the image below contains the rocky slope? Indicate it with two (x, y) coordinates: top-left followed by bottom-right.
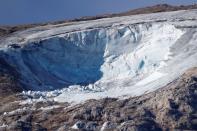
(0, 68), (197, 130)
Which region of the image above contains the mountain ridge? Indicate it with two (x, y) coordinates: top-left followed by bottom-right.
(0, 4), (197, 37)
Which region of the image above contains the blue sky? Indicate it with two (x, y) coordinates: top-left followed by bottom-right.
(0, 0), (196, 25)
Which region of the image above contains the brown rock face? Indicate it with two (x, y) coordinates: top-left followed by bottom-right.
(65, 68), (197, 131)
(0, 68), (197, 130)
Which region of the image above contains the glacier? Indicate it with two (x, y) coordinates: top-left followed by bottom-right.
(1, 9), (197, 103)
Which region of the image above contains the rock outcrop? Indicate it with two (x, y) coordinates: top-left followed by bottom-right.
(0, 68), (197, 130)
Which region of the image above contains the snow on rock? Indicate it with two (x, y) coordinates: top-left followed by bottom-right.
(3, 107), (34, 116)
(71, 121), (86, 130)
(0, 124), (8, 128)
(1, 9), (197, 104)
(135, 72), (166, 86)
(100, 121), (117, 131)
(39, 105), (60, 111)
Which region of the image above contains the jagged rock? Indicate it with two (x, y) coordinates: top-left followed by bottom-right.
(9, 121), (32, 131)
(71, 121), (86, 130)
(91, 106), (104, 121)
(86, 122), (98, 130)
(34, 123), (47, 131)
(0, 68), (196, 130)
(57, 125), (68, 131)
(100, 121), (117, 131)
(118, 118), (162, 131)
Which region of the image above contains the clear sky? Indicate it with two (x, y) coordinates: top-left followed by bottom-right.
(0, 0), (196, 25)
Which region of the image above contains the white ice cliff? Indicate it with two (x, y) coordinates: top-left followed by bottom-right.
(1, 9), (197, 103)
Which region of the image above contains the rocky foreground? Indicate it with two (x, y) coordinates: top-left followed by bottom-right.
(0, 67), (197, 130)
(1, 4), (197, 131)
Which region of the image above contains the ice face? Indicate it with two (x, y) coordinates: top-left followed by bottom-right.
(20, 29), (107, 89)
(1, 23), (184, 91)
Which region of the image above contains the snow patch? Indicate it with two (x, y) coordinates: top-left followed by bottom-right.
(135, 72), (166, 86)
(39, 105), (60, 111)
